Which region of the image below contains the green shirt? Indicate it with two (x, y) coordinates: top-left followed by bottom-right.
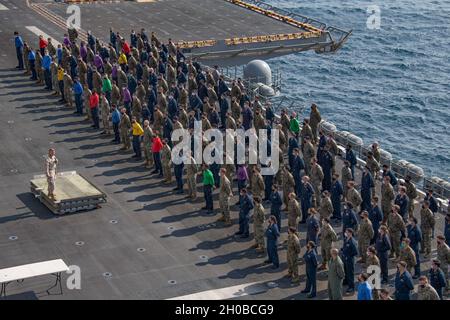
(102, 78), (112, 93)
(202, 169), (215, 186)
(289, 118), (300, 134)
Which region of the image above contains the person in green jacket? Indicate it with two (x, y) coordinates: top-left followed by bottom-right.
(102, 74), (112, 104)
(202, 164), (215, 214)
(289, 112), (300, 138)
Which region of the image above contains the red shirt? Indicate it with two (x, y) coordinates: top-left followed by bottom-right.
(122, 42), (131, 55)
(151, 137), (163, 153)
(39, 38), (48, 49)
(89, 93), (99, 109)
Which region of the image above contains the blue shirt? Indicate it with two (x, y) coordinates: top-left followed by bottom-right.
(15, 36), (24, 49)
(57, 48), (63, 64)
(111, 109), (121, 124)
(42, 55), (51, 70)
(73, 82), (83, 95)
(28, 51), (36, 61)
(357, 282), (373, 300)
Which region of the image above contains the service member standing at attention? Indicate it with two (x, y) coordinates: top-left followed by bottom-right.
(318, 218), (338, 271)
(45, 148), (58, 200)
(286, 226), (301, 283)
(218, 168), (233, 226)
(341, 228), (358, 293)
(376, 225), (392, 284)
(202, 164), (215, 215)
(301, 241), (318, 298)
(264, 215), (280, 269)
(252, 196), (266, 253)
(394, 261), (414, 300)
(131, 117), (144, 160)
(328, 248), (345, 300)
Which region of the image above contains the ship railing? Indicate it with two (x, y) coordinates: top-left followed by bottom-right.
(236, 0), (352, 53)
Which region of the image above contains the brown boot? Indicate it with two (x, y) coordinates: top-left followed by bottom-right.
(224, 219), (232, 226)
(250, 243), (258, 249)
(216, 215), (226, 222)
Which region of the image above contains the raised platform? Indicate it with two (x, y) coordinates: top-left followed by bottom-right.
(30, 171), (106, 215)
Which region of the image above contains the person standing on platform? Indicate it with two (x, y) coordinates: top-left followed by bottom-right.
(45, 148), (58, 201)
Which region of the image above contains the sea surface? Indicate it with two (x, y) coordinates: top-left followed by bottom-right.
(264, 0), (450, 180)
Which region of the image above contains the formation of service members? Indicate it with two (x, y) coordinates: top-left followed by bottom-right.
(14, 28), (450, 300)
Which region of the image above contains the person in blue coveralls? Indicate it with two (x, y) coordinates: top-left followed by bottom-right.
(264, 215), (280, 269)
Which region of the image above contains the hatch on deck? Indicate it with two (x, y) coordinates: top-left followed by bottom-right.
(30, 171), (106, 215)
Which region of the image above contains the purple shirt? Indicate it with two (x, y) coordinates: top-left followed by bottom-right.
(237, 166), (249, 181)
(63, 36), (71, 47)
(122, 88), (131, 103)
(80, 44), (87, 59)
(112, 65), (118, 78)
(94, 55), (103, 69)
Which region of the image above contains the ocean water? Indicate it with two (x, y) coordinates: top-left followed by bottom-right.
(264, 0), (450, 180)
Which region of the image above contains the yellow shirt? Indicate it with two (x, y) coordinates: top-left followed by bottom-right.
(57, 68), (64, 81)
(132, 122), (144, 136)
(118, 53), (127, 65)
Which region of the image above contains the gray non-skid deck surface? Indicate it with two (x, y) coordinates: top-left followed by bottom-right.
(0, 1), (447, 300)
(43, 0), (302, 42)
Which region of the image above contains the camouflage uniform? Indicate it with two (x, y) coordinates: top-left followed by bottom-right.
(399, 245), (417, 274)
(282, 170), (295, 209)
(100, 97), (111, 134)
(185, 156), (198, 199)
(358, 219), (374, 262)
(310, 164), (324, 207)
(420, 207), (435, 256)
(84, 88), (92, 120)
(219, 175), (233, 223)
(119, 113), (131, 150)
(387, 212), (406, 258)
(251, 172), (265, 200)
(131, 97), (142, 121)
(143, 125), (154, 167)
(303, 141), (315, 175)
(161, 144), (172, 182)
(347, 187), (362, 213)
(253, 202), (266, 250)
(287, 232), (301, 282)
(381, 182), (395, 218)
(417, 284), (440, 300)
(320, 223), (338, 266)
(309, 109), (321, 144)
(341, 166), (352, 198)
(287, 198), (301, 229)
(436, 241), (450, 289)
(63, 73), (73, 108)
(404, 180), (417, 218)
(319, 196), (333, 221)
